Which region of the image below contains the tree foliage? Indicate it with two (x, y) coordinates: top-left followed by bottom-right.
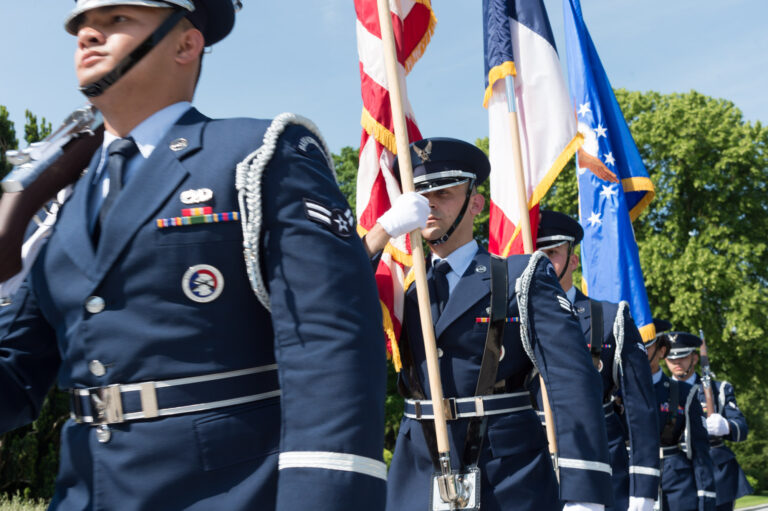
(0, 106), (19, 183)
(332, 145), (359, 213)
(24, 110), (52, 145)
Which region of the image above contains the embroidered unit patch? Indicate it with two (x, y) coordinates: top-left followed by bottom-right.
(182, 264), (224, 303)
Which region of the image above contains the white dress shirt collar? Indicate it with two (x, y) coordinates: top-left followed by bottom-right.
(431, 240), (479, 294)
(673, 372), (698, 385)
(101, 101), (192, 159)
(652, 369), (663, 384)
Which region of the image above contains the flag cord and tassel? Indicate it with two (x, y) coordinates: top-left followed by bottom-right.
(503, 73), (560, 481)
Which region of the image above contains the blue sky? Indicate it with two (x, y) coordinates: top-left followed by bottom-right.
(1, 1), (766, 154)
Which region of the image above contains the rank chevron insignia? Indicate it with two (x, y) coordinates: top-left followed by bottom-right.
(303, 198), (355, 238)
(556, 295), (573, 314)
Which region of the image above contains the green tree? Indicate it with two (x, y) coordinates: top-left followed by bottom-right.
(0, 105), (19, 183)
(332, 145), (359, 213)
(24, 110), (52, 145)
(472, 138), (491, 245)
(542, 89), (768, 489)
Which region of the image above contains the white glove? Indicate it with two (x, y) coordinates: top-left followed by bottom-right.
(376, 192), (430, 238)
(706, 413), (730, 436)
(563, 503), (604, 511)
(627, 496), (655, 511)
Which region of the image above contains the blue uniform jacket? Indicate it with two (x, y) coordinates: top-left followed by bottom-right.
(655, 373), (716, 511)
(386, 249), (612, 511)
(571, 290), (660, 510)
(0, 108), (387, 511)
(693, 375), (753, 505)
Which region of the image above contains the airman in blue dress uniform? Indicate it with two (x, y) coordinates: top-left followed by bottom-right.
(535, 211), (660, 511)
(0, 1), (386, 509)
(363, 138), (613, 511)
(665, 332), (753, 511)
(645, 331), (716, 511)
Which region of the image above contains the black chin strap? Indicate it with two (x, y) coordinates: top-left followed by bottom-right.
(557, 241), (575, 280)
(681, 358), (697, 380)
(427, 179), (475, 246)
(80, 9), (188, 98)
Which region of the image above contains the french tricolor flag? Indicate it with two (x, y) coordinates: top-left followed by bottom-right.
(483, 0), (582, 255)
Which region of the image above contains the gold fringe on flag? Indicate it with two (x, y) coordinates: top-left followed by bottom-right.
(501, 132), (584, 257)
(621, 176), (655, 221)
(403, 1), (437, 73)
(483, 61), (517, 108)
(361, 108), (398, 155)
(381, 300), (402, 372)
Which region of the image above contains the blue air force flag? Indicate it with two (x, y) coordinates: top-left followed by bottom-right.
(563, 0), (656, 340)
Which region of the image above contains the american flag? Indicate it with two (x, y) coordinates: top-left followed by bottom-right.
(354, 0), (436, 370)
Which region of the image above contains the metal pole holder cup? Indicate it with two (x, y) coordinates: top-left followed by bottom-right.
(430, 454), (480, 511)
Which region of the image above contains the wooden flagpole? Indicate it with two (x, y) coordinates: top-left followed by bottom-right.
(503, 74), (559, 478)
(375, 0), (452, 458)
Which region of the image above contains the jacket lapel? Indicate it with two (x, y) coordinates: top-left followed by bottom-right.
(406, 260), (441, 325)
(55, 147), (102, 279)
(434, 248), (492, 339)
(573, 288), (592, 340)
(93, 108), (207, 279)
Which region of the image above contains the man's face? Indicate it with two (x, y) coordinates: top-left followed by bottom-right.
(665, 352), (698, 379)
(541, 242), (578, 286)
(73, 6), (171, 88)
(420, 183), (473, 242)
(647, 342), (667, 372)
(541, 243), (570, 277)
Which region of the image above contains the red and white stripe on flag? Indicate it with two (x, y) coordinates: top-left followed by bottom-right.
(486, 14), (582, 256)
(354, 0), (435, 371)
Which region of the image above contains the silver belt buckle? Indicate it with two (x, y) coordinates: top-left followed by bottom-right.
(89, 385), (124, 425)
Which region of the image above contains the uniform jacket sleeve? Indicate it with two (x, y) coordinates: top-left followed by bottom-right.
(687, 391), (717, 511)
(617, 311), (660, 498)
(0, 278), (60, 433)
(260, 125), (387, 511)
(717, 381), (748, 443)
(524, 255), (613, 506)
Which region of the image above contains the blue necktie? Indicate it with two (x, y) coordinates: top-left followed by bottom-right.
(433, 259), (452, 317)
(94, 137), (138, 242)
